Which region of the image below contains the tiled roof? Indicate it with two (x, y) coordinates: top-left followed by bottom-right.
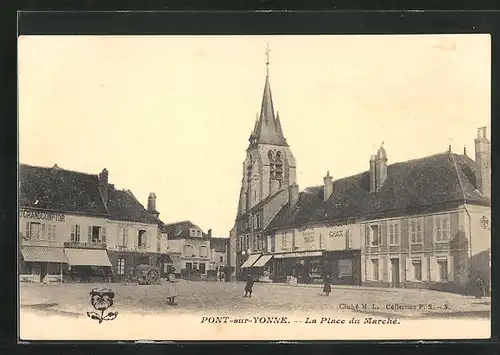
(237, 189), (286, 220)
(210, 237), (229, 252)
(161, 220), (208, 239)
(19, 164), (108, 215)
(106, 188), (159, 224)
(266, 152), (490, 231)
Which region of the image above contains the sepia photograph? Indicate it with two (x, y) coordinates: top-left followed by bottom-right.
(18, 34), (491, 341)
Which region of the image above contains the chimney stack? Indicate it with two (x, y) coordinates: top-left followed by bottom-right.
(323, 171), (333, 202)
(98, 168), (109, 207)
(148, 192), (160, 218)
(208, 229), (212, 238)
(369, 155), (376, 193)
(375, 145), (388, 191)
(289, 183), (299, 207)
(475, 126), (491, 198)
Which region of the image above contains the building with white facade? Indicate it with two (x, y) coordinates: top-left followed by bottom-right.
(19, 164), (170, 283)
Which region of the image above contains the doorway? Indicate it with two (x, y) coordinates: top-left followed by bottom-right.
(390, 258), (400, 287)
(40, 263), (48, 283)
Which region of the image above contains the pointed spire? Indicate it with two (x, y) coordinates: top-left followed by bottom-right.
(251, 44), (287, 147)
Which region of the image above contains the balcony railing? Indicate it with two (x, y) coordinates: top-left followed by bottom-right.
(64, 242), (107, 249)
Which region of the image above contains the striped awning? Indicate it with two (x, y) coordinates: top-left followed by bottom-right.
(21, 246), (68, 263)
(252, 254), (273, 268)
(240, 254), (261, 268)
(64, 248), (112, 267)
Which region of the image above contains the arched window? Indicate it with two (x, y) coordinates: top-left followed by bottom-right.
(268, 150), (276, 179)
(275, 151), (283, 181)
(247, 155), (253, 181)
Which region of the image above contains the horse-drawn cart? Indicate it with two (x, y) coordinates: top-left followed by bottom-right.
(136, 264), (161, 285)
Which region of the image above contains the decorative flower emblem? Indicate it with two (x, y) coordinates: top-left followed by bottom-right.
(87, 288), (118, 324)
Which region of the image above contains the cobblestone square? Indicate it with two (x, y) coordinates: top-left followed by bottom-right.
(20, 281), (490, 320)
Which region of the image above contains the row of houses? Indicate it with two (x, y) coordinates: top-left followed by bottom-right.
(19, 164), (229, 283)
(230, 65), (491, 294)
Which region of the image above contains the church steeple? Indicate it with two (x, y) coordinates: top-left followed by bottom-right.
(251, 44), (288, 147)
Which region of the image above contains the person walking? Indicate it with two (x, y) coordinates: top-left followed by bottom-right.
(244, 272), (255, 298)
(165, 272), (178, 305)
(219, 271), (225, 283)
(323, 274), (332, 296)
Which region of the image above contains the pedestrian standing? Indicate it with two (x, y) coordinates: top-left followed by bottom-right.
(244, 272), (255, 297)
(475, 276), (485, 299)
(165, 273), (178, 305)
(323, 274), (332, 296)
(219, 271), (225, 282)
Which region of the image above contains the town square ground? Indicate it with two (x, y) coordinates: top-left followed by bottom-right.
(20, 280), (489, 320)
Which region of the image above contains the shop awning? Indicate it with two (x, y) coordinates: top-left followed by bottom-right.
(274, 251), (323, 259)
(252, 255), (273, 268)
(64, 248), (112, 267)
(21, 246), (68, 263)
(240, 254), (261, 268)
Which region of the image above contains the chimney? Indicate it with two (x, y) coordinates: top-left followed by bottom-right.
(369, 155), (377, 193)
(475, 126), (491, 198)
(289, 183), (299, 206)
(148, 192), (160, 218)
(208, 229), (212, 238)
(323, 171), (333, 202)
(375, 145), (388, 191)
(98, 168), (109, 207)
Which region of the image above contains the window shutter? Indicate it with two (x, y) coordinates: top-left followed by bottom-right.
(40, 224), (45, 240)
(381, 223), (387, 246)
(71, 225), (76, 242)
(381, 256), (388, 282)
(429, 256), (438, 282)
(25, 222), (30, 240)
(102, 227), (107, 243)
(421, 256), (429, 281)
(447, 256), (454, 281)
(88, 226), (92, 243)
(405, 257), (412, 281)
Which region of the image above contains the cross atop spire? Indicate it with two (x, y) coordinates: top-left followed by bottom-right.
(265, 43), (271, 77)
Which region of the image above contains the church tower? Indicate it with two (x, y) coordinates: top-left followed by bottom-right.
(237, 45), (297, 216)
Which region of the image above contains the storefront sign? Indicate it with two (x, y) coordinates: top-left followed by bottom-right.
(325, 219), (355, 228)
(20, 209), (65, 222)
(302, 230), (315, 243)
(329, 230), (343, 238)
(480, 216), (490, 230)
(274, 251), (323, 259)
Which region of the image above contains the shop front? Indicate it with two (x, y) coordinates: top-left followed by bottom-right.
(323, 250), (361, 285)
(270, 251), (324, 284)
(64, 248), (113, 283)
(20, 245), (68, 283)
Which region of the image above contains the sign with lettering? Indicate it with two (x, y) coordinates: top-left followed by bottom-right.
(19, 209), (65, 222)
(480, 216), (490, 230)
(274, 251), (323, 259)
(302, 229), (315, 243)
(329, 230), (344, 238)
(325, 219), (356, 228)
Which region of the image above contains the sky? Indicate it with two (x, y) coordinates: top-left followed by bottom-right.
(18, 35), (491, 237)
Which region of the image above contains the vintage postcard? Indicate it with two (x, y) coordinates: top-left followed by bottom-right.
(18, 34), (491, 341)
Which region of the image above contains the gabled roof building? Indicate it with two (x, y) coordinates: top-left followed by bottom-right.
(19, 164), (171, 283)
